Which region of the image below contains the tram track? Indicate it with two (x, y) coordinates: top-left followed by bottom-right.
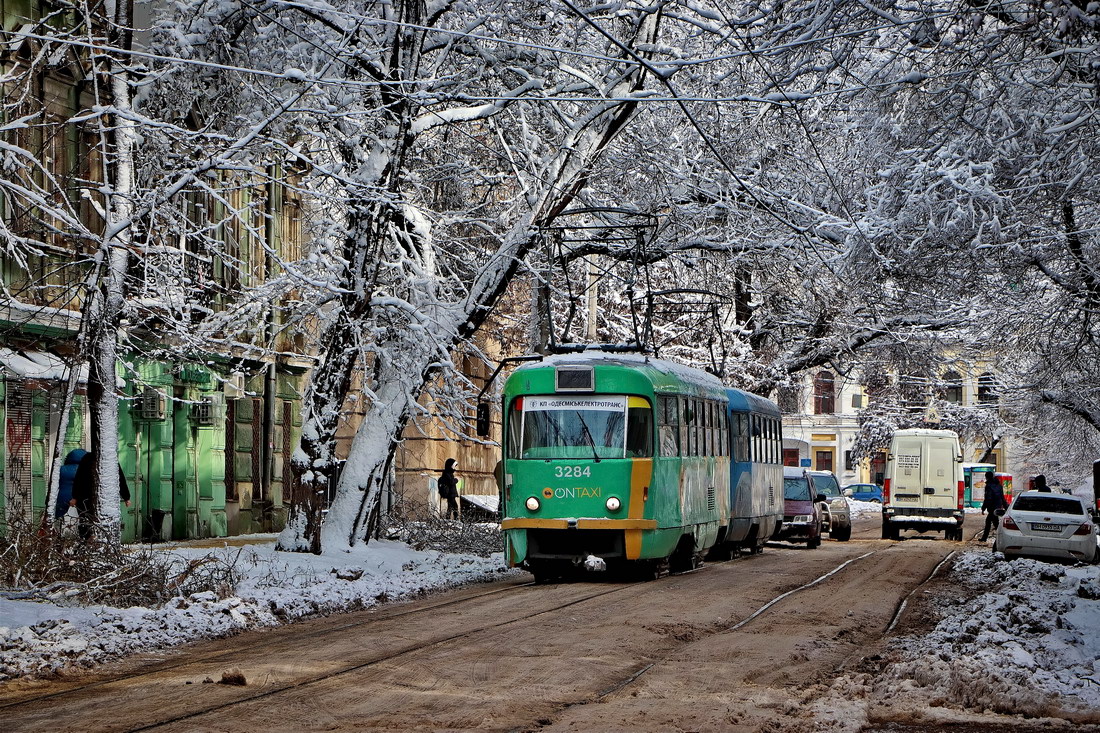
(517, 541), (957, 732)
(116, 581), (645, 733)
(0, 577), (536, 711)
(567, 551), (880, 713)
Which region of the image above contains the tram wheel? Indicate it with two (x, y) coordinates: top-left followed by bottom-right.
(528, 560), (563, 584)
(669, 536), (698, 573)
(706, 543), (734, 562)
(631, 560), (663, 581)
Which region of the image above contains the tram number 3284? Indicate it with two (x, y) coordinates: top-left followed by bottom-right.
(555, 465), (592, 478)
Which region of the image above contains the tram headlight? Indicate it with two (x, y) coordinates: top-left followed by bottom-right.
(606, 497), (621, 512)
(525, 497), (540, 512)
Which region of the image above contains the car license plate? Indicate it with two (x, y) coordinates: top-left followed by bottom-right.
(1030, 522), (1064, 532)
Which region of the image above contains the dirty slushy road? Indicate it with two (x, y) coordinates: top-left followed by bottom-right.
(2, 514), (1079, 732)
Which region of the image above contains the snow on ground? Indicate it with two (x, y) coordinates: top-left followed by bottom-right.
(846, 500), (983, 518)
(879, 551), (1100, 716)
(846, 499), (883, 516)
(0, 537), (518, 682)
(805, 549), (1100, 731)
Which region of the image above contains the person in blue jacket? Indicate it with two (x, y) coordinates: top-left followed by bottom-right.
(55, 448), (88, 519)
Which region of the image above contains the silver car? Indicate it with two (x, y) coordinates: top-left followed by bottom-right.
(994, 491), (1098, 563)
(810, 470), (852, 542)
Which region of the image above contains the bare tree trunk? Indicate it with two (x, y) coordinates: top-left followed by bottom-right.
(84, 0), (135, 545)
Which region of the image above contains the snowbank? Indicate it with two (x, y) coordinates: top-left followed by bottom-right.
(846, 499), (883, 516)
(0, 538), (517, 681)
(807, 549), (1100, 730)
(875, 551), (1100, 718)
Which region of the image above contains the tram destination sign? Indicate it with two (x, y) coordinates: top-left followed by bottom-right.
(526, 396), (627, 412)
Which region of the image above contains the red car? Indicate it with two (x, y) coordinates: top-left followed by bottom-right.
(777, 467), (822, 548)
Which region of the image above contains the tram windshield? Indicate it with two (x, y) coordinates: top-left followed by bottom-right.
(512, 395), (652, 460)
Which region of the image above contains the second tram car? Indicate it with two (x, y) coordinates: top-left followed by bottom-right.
(500, 352), (730, 580)
(713, 389), (784, 556)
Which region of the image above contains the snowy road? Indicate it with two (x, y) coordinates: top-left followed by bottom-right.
(0, 514), (1095, 732)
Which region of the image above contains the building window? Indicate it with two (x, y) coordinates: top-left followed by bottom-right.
(978, 373), (997, 405)
(782, 448), (800, 467)
(813, 371), (835, 414)
(943, 371), (963, 404)
(815, 450), (834, 472)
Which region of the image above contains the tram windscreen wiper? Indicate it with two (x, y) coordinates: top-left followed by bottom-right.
(575, 412), (602, 463)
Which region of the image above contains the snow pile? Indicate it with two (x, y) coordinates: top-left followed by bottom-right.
(0, 538), (516, 681)
(875, 551), (1100, 719)
(847, 499), (884, 516)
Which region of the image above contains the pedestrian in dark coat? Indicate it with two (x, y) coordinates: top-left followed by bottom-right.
(980, 474), (1008, 541)
(71, 450), (131, 541)
(1034, 474), (1051, 492)
(438, 458), (459, 520)
(55, 448), (88, 519)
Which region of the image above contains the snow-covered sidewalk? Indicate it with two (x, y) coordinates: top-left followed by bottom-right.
(0, 537), (516, 681)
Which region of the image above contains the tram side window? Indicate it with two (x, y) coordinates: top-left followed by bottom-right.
(698, 401), (706, 457)
(701, 401), (710, 457)
(720, 410), (728, 457)
(770, 416), (778, 462)
(775, 420), (784, 464)
(756, 416), (764, 462)
(748, 415), (757, 462)
(687, 400), (696, 457)
(761, 417), (769, 463)
(714, 403), (722, 456)
(686, 400), (695, 457)
(702, 400), (710, 456)
(712, 402), (721, 453)
(704, 402), (712, 453)
(774, 416), (783, 462)
(770, 419), (779, 464)
(657, 395), (679, 457)
(678, 399), (689, 457)
(727, 411), (739, 461)
(626, 400), (654, 457)
(731, 413), (744, 462)
(695, 400), (704, 457)
(506, 399), (523, 459)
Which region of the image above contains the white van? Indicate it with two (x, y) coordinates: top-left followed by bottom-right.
(882, 428), (964, 540)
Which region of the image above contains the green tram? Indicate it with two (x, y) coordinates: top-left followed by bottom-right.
(500, 353), (731, 580)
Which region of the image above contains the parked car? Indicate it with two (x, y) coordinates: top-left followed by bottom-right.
(811, 470), (852, 541)
(994, 491), (1099, 564)
(778, 467), (822, 548)
(843, 483), (884, 503)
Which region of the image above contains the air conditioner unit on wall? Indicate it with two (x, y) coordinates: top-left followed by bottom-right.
(191, 393), (224, 427)
(223, 372), (246, 400)
(137, 387), (166, 421)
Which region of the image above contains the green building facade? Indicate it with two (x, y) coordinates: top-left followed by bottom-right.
(0, 355), (303, 542)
